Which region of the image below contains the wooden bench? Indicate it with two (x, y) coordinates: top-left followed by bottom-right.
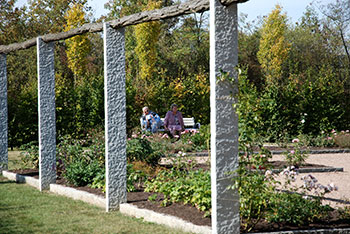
(159, 117), (200, 131)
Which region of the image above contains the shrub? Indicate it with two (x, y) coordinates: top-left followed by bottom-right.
(126, 137), (162, 166)
(126, 163), (149, 192)
(333, 130), (350, 148)
(267, 192), (331, 225)
(20, 141), (39, 169)
(90, 169), (106, 192)
(283, 139), (308, 166)
(145, 167), (211, 216)
(64, 157), (103, 187)
(234, 141), (337, 232)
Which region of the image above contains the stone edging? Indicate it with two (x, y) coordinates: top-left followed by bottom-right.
(170, 149), (350, 158)
(2, 170), (40, 189)
(270, 149), (350, 155)
(3, 170), (350, 234)
(271, 167), (344, 174)
(1, 170), (211, 234)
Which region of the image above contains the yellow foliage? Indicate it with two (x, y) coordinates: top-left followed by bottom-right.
(134, 0), (161, 82)
(257, 4), (291, 85)
(64, 3), (91, 81)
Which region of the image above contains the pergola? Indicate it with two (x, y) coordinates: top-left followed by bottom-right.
(0, 0), (249, 233)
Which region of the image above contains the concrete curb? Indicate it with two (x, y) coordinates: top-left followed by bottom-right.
(271, 167), (344, 174)
(50, 183), (105, 208)
(2, 170), (40, 189)
(1, 170), (211, 234)
(270, 149), (350, 155)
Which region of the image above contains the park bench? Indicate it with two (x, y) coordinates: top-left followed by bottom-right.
(158, 117), (200, 132)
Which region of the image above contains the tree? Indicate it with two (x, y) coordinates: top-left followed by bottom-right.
(134, 0), (161, 82)
(157, 13), (209, 78)
(64, 2), (91, 80)
(0, 0), (27, 44)
(318, 0), (350, 74)
(238, 13), (262, 90)
(257, 5), (290, 86)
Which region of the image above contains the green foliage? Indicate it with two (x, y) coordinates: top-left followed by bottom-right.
(169, 72), (210, 125)
(126, 137), (163, 166)
(236, 67), (264, 143)
(234, 141), (336, 232)
(64, 156), (103, 186)
(266, 192), (331, 225)
(145, 168), (211, 216)
(126, 163), (148, 192)
(283, 140), (308, 166)
(19, 141), (39, 169)
(90, 170), (106, 192)
(237, 63), (347, 141)
(233, 144), (274, 231)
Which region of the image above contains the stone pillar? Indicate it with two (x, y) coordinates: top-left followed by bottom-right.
(103, 23), (127, 211)
(0, 54), (8, 172)
(37, 37), (56, 191)
(210, 1), (240, 233)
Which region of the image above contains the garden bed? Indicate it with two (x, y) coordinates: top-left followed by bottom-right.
(8, 160), (350, 233)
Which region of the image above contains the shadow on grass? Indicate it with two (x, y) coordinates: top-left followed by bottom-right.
(0, 217), (35, 234)
(0, 180), (16, 184)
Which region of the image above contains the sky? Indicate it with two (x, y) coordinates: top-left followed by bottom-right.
(15, 0), (335, 23)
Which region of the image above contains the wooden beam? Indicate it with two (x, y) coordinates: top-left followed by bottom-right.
(0, 0), (249, 54)
(0, 0), (208, 54)
(219, 0), (249, 6)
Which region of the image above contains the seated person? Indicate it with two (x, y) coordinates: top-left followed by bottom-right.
(163, 103), (185, 138)
(140, 106), (162, 133)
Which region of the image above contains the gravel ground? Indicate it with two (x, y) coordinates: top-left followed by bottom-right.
(272, 153), (350, 208)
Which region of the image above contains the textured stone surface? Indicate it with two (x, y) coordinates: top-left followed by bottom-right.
(210, 1), (240, 233)
(104, 23), (127, 211)
(2, 170), (40, 189)
(0, 54), (7, 171)
(50, 184), (105, 208)
(37, 37), (56, 191)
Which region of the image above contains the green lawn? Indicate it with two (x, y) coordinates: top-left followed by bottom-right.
(8, 150), (22, 170)
(0, 176), (189, 234)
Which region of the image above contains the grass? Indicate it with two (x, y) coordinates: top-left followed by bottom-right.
(0, 176), (190, 234)
(8, 150), (22, 170)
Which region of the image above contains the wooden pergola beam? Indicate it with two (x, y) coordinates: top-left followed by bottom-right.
(0, 0), (249, 54)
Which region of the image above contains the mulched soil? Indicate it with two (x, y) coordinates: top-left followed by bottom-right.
(246, 212), (350, 233)
(8, 149), (350, 233)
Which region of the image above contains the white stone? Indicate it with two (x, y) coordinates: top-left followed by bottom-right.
(37, 37), (56, 191)
(0, 54), (7, 172)
(210, 1), (240, 233)
(103, 23), (127, 211)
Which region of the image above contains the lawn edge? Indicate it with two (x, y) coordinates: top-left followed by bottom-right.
(3, 170), (350, 234)
(1, 170), (211, 234)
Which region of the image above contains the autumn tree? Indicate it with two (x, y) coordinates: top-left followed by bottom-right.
(257, 5), (290, 85)
(134, 0), (161, 82)
(64, 2), (91, 80)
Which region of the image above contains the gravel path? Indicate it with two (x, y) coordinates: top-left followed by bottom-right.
(272, 153), (350, 208)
